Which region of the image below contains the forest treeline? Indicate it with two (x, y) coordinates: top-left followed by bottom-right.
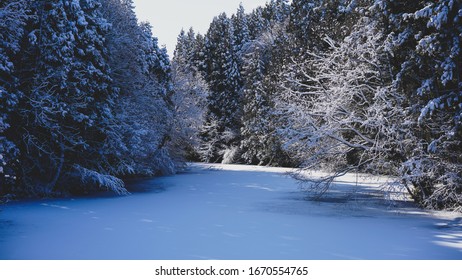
(1, 0), (461, 211)
(172, 0), (461, 211)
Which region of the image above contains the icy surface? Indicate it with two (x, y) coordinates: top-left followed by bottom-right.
(1, 163), (461, 260)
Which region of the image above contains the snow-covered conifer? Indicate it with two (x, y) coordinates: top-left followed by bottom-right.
(199, 13), (243, 162)
(171, 28), (209, 161)
(12, 0), (122, 195)
(240, 22), (292, 166)
(101, 0), (175, 177)
(372, 0), (462, 210)
(231, 4), (251, 53)
(0, 0), (27, 192)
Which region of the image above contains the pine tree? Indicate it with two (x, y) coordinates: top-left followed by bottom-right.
(190, 33), (206, 74)
(173, 28), (198, 74)
(173, 29), (188, 67)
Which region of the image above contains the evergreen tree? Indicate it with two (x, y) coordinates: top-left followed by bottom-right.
(173, 28), (197, 74)
(0, 0), (28, 192)
(231, 3), (250, 53)
(12, 0), (125, 195)
(263, 0), (291, 24)
(0, 0), (176, 198)
(373, 0), (462, 210)
(173, 29), (188, 67)
(101, 0), (175, 177)
(189, 33), (206, 74)
(247, 7), (267, 40)
(199, 13), (243, 163)
(240, 19), (292, 166)
(240, 40), (273, 165)
(289, 0), (359, 52)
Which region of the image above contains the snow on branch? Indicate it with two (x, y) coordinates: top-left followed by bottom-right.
(72, 165), (129, 195)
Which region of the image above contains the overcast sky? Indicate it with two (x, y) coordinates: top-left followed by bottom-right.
(132, 0), (270, 58)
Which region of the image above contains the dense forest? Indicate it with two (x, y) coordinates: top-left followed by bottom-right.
(1, 0), (174, 197)
(172, 0), (462, 211)
(1, 0), (461, 211)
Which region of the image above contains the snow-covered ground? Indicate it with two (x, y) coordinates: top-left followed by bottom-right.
(1, 163), (461, 260)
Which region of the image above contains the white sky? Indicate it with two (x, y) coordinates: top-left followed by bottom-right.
(132, 0), (270, 58)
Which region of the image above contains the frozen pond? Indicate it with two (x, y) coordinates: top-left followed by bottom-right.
(1, 164), (461, 259)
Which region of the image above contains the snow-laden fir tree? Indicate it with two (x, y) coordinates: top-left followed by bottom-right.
(173, 29), (197, 73)
(199, 13), (243, 163)
(247, 7), (267, 39)
(263, 0), (291, 24)
(171, 28), (209, 161)
(191, 33), (207, 75)
(11, 0), (126, 195)
(289, 0), (360, 53)
(240, 20), (292, 166)
(240, 39), (282, 166)
(372, 0), (462, 210)
(0, 0), (28, 193)
(240, 41), (267, 165)
(231, 3), (251, 54)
